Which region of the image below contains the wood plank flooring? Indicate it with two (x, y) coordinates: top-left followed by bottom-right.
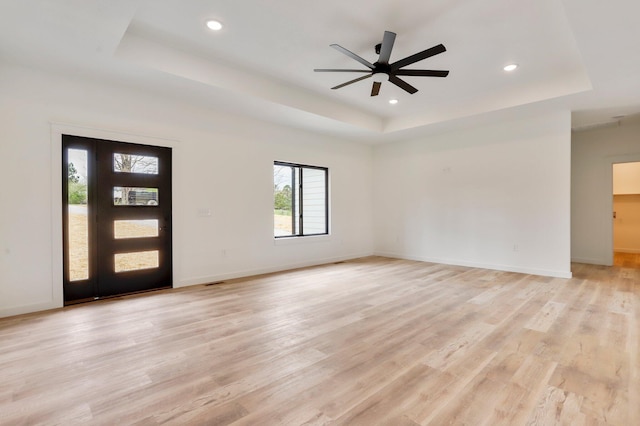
(614, 251), (640, 268)
(1, 257), (639, 425)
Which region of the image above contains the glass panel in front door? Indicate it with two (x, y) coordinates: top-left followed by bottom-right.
(114, 251), (160, 273)
(114, 220), (159, 239)
(113, 153), (158, 174)
(113, 187), (159, 206)
(67, 148), (89, 281)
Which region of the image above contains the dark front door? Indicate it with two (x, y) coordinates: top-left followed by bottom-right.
(62, 135), (172, 303)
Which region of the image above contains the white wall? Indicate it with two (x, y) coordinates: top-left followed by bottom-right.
(372, 111), (572, 278)
(613, 162), (640, 194)
(572, 120), (640, 265)
(0, 63), (374, 317)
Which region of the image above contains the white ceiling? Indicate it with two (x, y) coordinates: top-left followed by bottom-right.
(1, 0), (640, 142)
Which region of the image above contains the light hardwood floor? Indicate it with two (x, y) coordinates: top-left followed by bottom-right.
(614, 251), (640, 269)
(1, 257), (639, 425)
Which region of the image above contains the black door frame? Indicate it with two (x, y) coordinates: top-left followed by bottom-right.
(62, 135), (173, 304)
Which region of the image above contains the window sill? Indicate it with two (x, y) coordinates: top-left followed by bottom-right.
(274, 234), (332, 246)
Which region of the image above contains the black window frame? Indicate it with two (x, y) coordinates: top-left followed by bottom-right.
(274, 161), (329, 238)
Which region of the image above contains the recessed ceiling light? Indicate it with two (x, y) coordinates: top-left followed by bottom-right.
(389, 99), (399, 105)
(206, 20), (223, 31)
(503, 64), (518, 72)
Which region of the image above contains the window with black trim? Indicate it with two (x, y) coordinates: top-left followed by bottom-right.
(274, 162), (328, 238)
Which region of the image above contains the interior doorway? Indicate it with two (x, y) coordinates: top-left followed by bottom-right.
(62, 135), (173, 304)
(612, 161), (640, 268)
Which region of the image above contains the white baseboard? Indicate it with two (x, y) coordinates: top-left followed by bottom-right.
(375, 251), (572, 279)
(1, 252), (374, 318)
(0, 300), (63, 319)
(4, 250), (576, 318)
(176, 251), (374, 288)
(571, 257), (612, 266)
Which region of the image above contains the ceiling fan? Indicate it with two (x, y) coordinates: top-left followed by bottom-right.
(314, 31), (449, 97)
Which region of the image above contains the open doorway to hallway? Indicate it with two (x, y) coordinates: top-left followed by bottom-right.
(613, 161), (640, 268)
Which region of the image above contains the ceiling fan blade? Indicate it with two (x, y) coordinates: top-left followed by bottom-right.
(390, 44), (446, 71)
(389, 75), (418, 94)
(314, 69), (372, 73)
(378, 31), (396, 64)
(331, 44), (375, 69)
(371, 82), (382, 96)
(331, 74), (373, 90)
(394, 69), (449, 77)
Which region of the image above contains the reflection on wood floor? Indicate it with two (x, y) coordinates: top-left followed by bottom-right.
(614, 251), (640, 268)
